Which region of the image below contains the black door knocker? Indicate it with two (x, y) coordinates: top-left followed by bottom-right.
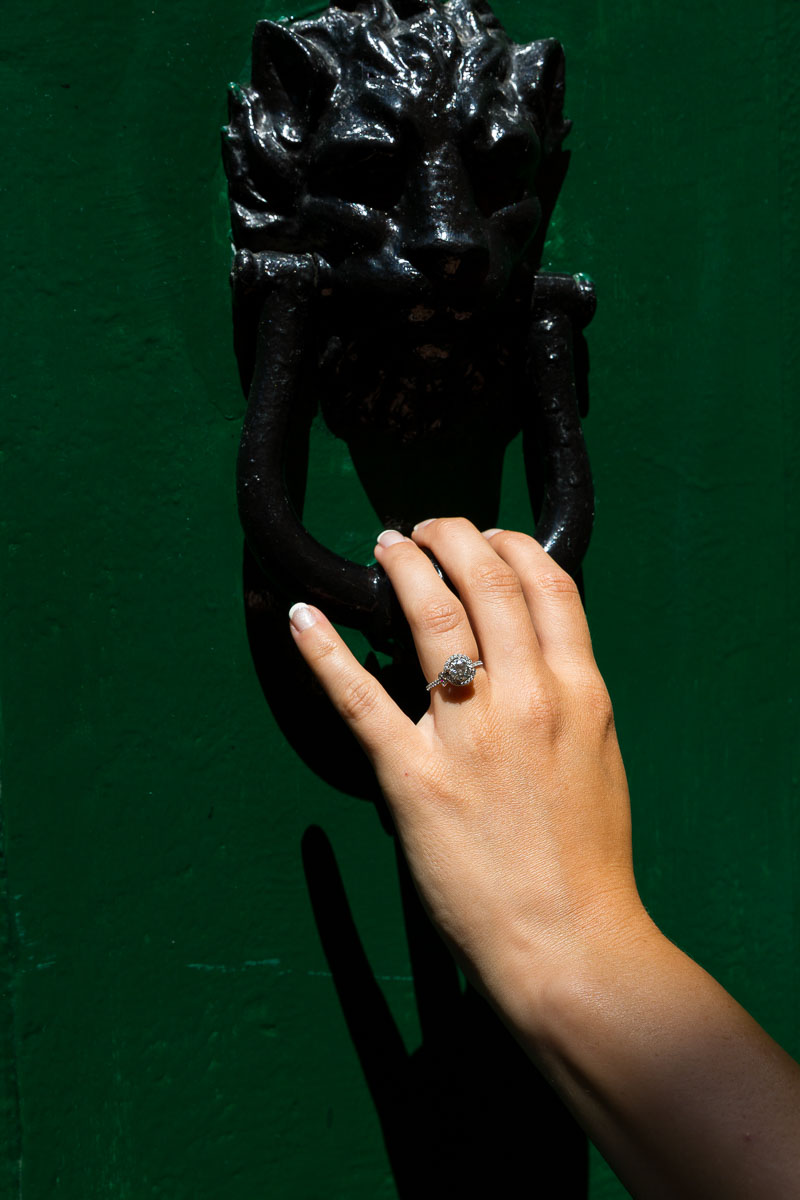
(223, 0), (596, 662)
(223, 9), (593, 1182)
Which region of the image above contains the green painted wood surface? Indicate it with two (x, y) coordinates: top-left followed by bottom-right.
(2, 0), (798, 1195)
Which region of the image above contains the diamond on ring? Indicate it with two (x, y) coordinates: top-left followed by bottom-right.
(426, 653), (484, 692)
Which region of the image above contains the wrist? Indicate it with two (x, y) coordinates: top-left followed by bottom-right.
(484, 888), (664, 1054)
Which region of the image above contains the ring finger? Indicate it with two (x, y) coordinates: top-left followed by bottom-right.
(373, 530), (481, 691)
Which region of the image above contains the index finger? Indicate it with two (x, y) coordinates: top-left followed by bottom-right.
(288, 603), (420, 768)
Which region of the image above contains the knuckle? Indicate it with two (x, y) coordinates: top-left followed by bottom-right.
(468, 561), (522, 598)
(571, 669), (615, 726)
(417, 599), (465, 637)
(468, 707), (510, 754)
(584, 679), (615, 725)
(433, 516), (470, 538)
(311, 635), (340, 664)
(339, 676), (380, 724)
(536, 569), (580, 601)
(522, 683), (563, 733)
(494, 530), (537, 554)
(386, 539), (416, 558)
(414, 754), (450, 798)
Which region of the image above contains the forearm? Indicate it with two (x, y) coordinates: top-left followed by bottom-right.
(502, 916), (800, 1199)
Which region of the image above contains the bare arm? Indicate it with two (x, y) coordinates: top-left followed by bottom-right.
(288, 518), (800, 1199)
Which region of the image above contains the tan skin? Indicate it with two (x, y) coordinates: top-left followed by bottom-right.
(288, 518), (800, 1199)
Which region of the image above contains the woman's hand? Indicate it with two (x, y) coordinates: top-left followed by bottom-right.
(288, 518), (647, 1018)
(288, 517), (800, 1199)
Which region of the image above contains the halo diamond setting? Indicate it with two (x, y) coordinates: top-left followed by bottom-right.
(426, 653), (484, 692)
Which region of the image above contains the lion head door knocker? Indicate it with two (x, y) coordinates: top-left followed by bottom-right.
(223, 0), (595, 760)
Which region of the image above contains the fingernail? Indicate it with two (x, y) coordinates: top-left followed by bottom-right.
(376, 529), (405, 547)
(482, 528), (503, 539)
(413, 518), (436, 531)
(289, 602), (317, 631)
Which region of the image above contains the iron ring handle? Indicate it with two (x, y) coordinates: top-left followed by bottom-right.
(527, 272), (597, 575)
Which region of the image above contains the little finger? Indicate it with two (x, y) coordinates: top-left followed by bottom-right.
(484, 530), (594, 671)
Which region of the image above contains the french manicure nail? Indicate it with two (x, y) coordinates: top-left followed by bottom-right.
(413, 518), (436, 531)
(482, 528), (503, 539)
(289, 602), (317, 631)
(376, 529), (405, 547)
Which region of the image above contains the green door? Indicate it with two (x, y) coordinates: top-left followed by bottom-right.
(2, 1), (798, 1196)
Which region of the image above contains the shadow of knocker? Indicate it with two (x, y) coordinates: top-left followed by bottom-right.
(302, 826), (588, 1198)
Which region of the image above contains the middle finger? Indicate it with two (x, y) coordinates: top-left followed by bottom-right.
(411, 517), (541, 671)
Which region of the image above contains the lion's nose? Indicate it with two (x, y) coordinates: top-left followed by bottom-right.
(405, 237), (491, 287)
(403, 146), (492, 288)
